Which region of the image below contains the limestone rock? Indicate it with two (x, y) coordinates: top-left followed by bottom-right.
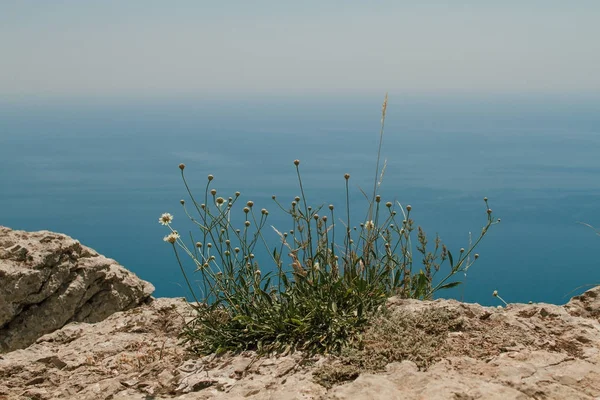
(0, 226), (154, 352)
(2, 226), (600, 399)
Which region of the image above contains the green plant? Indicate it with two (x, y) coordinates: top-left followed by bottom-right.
(160, 95), (499, 356)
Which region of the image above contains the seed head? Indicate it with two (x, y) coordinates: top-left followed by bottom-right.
(235, 191), (241, 197)
(313, 214), (319, 220)
(180, 199), (185, 205)
(216, 197), (225, 205)
(294, 196), (300, 202)
(234, 247), (240, 253)
(210, 189), (217, 196)
(487, 208), (492, 215)
(322, 215), (328, 222)
(406, 205), (412, 212)
(243, 207), (250, 213)
(208, 174), (214, 181)
(493, 290), (498, 297)
(460, 248), (465, 253)
(247, 201), (254, 208)
(178, 163), (185, 170)
(386, 202), (392, 208)
(375, 195), (381, 203)
(207, 243), (212, 248)
(249, 253), (255, 259)
(261, 208), (268, 215)
(293, 159), (300, 166)
(245, 221), (251, 227)
(163, 232), (180, 244)
(474, 253), (479, 259)
(344, 173), (350, 180)
(196, 242), (202, 248)
(225, 239), (230, 245)
(272, 195), (276, 200)
(158, 213), (173, 226)
(329, 204), (334, 210)
(484, 197), (488, 202)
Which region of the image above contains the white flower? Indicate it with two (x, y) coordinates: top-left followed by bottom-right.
(159, 213), (173, 225)
(163, 232), (180, 244)
(365, 220), (375, 230)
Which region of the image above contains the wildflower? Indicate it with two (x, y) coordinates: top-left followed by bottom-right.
(375, 195), (381, 203)
(235, 191), (241, 197)
(207, 174), (214, 181)
(294, 159), (300, 166)
(406, 205), (412, 212)
(180, 199), (185, 205)
(365, 220), (375, 230)
(178, 163), (185, 170)
(210, 189), (217, 196)
(247, 201), (254, 208)
(163, 232), (180, 244)
(344, 173), (350, 180)
(216, 197), (225, 205)
(386, 202), (392, 208)
(245, 221), (251, 227)
(329, 204), (334, 210)
(159, 213), (173, 225)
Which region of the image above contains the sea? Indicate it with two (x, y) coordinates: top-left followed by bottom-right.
(1, 94), (599, 306)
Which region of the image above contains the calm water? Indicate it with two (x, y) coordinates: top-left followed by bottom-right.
(1, 95), (599, 306)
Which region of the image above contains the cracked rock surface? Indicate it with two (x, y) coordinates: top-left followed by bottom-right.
(1, 227), (600, 399)
(0, 226), (154, 353)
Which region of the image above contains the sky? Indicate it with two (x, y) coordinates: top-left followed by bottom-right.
(1, 1), (600, 99)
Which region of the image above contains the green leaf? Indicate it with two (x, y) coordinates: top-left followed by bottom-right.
(447, 250), (454, 268)
(437, 281), (462, 290)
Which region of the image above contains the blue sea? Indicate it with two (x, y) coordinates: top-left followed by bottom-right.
(1, 94), (599, 306)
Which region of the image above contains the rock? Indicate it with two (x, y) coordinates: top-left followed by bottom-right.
(0, 226), (154, 352)
(2, 225), (600, 399)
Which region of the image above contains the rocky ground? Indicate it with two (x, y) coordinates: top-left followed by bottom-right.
(1, 290), (600, 400)
(2, 226), (600, 399)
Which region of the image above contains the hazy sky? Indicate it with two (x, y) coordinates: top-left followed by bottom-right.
(1, 1), (599, 98)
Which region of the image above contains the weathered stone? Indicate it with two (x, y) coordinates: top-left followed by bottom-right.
(0, 226), (154, 352)
(2, 226), (600, 399)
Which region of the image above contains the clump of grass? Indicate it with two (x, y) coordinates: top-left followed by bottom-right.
(313, 306), (461, 388)
(160, 95), (499, 356)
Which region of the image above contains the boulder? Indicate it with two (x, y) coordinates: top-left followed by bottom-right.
(0, 226), (154, 352)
